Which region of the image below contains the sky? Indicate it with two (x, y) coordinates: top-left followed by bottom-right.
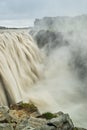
(0, 0), (87, 27)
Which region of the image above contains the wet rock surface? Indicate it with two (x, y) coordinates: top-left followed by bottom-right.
(0, 103), (86, 130)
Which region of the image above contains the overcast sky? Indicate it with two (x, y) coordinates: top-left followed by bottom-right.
(0, 0), (87, 27)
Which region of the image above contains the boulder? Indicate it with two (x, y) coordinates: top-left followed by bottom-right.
(0, 104), (86, 130)
(47, 113), (74, 130)
(0, 123), (14, 130)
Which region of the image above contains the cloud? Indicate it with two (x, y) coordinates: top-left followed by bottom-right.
(0, 0), (87, 26)
(0, 19), (34, 27)
(0, 0), (47, 19)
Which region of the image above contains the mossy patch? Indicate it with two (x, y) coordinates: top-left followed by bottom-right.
(73, 127), (79, 130)
(10, 102), (38, 113)
(37, 112), (57, 120)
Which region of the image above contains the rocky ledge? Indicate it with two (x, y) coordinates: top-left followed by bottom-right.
(0, 102), (86, 130)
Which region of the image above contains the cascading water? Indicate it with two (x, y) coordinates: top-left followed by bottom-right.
(0, 25), (87, 128)
(0, 31), (43, 106)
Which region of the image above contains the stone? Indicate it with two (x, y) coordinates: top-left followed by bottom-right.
(28, 116), (47, 128)
(0, 106), (11, 123)
(22, 126), (35, 130)
(48, 114), (74, 130)
(0, 123), (14, 130)
(0, 105), (86, 130)
(35, 125), (55, 130)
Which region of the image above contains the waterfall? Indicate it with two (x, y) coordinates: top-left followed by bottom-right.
(0, 27), (87, 128)
(0, 31), (43, 106)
